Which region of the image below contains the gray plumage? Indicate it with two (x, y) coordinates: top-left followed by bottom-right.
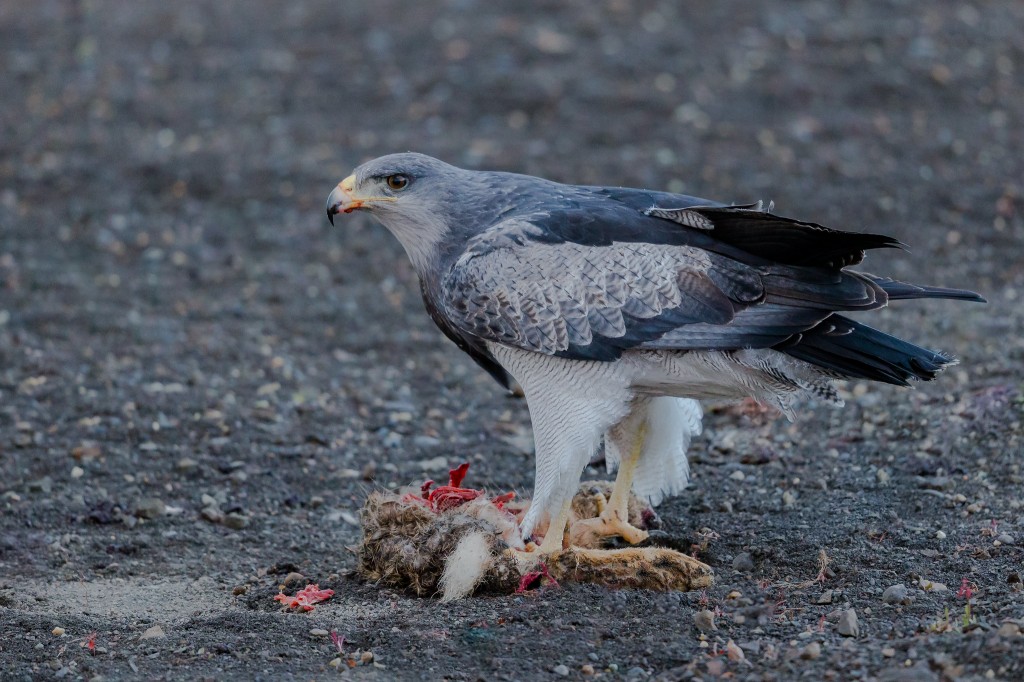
(327, 152), (983, 543)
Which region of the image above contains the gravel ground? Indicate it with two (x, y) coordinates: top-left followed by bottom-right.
(2, 1), (1023, 680)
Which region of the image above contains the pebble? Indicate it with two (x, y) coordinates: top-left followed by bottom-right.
(882, 584), (909, 605)
(729, 470), (745, 481)
(876, 469), (891, 485)
(176, 457), (198, 471)
(553, 664), (570, 676)
(997, 622), (1021, 637)
(51, 627), (65, 636)
(882, 647), (896, 657)
(935, 530), (946, 540)
(135, 498), (165, 519)
(732, 552), (755, 572)
(782, 490), (796, 506)
(71, 466), (84, 479)
(360, 651), (374, 664)
(581, 664), (595, 675)
(918, 578), (947, 592)
(201, 506), (224, 524)
(140, 625), (165, 640)
(694, 609), (716, 632)
(994, 533), (1015, 546)
(282, 572), (306, 586)
(800, 642), (821, 659)
(223, 512), (249, 530)
(28, 477), (53, 494)
(816, 589), (834, 605)
(329, 658), (342, 668)
(417, 456), (448, 470)
(837, 608), (859, 637)
(626, 666), (647, 679)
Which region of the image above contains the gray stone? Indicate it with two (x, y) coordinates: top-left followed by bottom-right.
(135, 498), (165, 519)
(732, 552), (755, 572)
(223, 512), (250, 530)
(837, 608), (859, 637)
(552, 664), (569, 677)
(882, 584), (909, 605)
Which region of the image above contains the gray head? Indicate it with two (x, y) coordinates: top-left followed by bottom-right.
(326, 152), (470, 272)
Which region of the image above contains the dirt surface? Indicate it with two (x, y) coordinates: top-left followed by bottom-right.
(2, 1), (1023, 680)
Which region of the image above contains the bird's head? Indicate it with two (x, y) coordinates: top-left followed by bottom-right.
(326, 152), (462, 272)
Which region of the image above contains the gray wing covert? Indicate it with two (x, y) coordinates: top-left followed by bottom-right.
(439, 219), (756, 361)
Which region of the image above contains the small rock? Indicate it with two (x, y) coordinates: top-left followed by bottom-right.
(416, 456), (448, 470)
(27, 477), (53, 494)
(223, 512), (249, 530)
(581, 664), (595, 675)
(876, 469), (891, 485)
(201, 506), (224, 524)
(694, 609), (716, 632)
(71, 466), (84, 479)
(626, 666), (647, 679)
(282, 572), (306, 586)
(200, 494), (218, 508)
(882, 647), (896, 657)
(310, 628), (329, 637)
(359, 651), (374, 665)
(232, 585), (247, 596)
(309, 496), (324, 509)
(935, 530), (946, 540)
(837, 608), (859, 637)
(800, 642), (821, 660)
(997, 622), (1021, 637)
(329, 658), (342, 668)
(782, 490), (796, 506)
(918, 578), (947, 592)
(882, 584), (909, 605)
(51, 627), (65, 636)
(140, 625), (165, 640)
(732, 552), (755, 572)
(553, 664), (570, 677)
(729, 470), (745, 481)
(995, 533), (1015, 546)
(815, 589), (834, 605)
(135, 498), (165, 519)
(176, 457), (198, 471)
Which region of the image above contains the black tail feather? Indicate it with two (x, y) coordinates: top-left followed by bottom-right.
(868, 275), (986, 303)
(777, 314), (955, 386)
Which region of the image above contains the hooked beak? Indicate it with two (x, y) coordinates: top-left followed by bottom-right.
(326, 175), (360, 225)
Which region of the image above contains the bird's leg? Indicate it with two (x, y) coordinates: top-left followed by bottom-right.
(537, 496), (572, 554)
(570, 410), (650, 547)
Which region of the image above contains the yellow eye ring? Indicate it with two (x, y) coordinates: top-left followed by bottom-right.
(386, 174), (409, 190)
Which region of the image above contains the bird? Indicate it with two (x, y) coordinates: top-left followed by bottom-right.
(326, 152), (983, 577)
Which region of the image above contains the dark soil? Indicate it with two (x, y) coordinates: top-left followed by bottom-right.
(2, 1), (1023, 680)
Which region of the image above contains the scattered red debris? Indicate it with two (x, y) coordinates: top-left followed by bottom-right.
(330, 631), (345, 654)
(957, 577), (975, 600)
(515, 562), (558, 594)
(80, 632), (97, 652)
(403, 462), (516, 514)
(274, 584), (335, 612)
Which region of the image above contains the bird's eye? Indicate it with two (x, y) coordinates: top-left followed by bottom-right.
(386, 174), (409, 191)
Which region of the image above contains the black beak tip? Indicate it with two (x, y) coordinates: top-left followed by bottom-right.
(327, 207), (335, 226)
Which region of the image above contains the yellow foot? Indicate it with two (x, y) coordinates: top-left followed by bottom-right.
(567, 484), (649, 548)
(570, 511), (649, 547)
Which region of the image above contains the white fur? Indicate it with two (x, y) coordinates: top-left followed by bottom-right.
(440, 531), (493, 602)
